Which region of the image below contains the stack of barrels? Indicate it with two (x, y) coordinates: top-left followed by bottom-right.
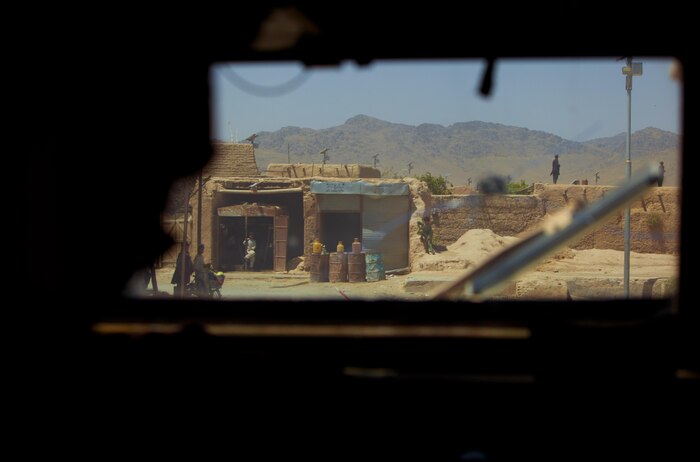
(348, 238), (366, 283)
(329, 250), (348, 282)
(309, 238), (329, 282)
(309, 238), (370, 283)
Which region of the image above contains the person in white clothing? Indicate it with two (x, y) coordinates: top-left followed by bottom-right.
(243, 233), (257, 270)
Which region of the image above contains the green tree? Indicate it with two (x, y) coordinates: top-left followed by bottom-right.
(416, 172), (452, 195)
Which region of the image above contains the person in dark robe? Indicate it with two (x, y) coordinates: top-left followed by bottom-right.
(550, 154), (561, 184)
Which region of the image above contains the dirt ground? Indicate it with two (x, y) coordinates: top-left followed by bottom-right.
(142, 229), (678, 302)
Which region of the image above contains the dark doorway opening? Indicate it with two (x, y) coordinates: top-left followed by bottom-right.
(218, 217), (245, 271)
(213, 191), (303, 270)
(218, 216), (274, 271)
(320, 212), (362, 253)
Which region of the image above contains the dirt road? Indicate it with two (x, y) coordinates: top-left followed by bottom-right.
(136, 229), (677, 301)
(144, 246), (677, 302)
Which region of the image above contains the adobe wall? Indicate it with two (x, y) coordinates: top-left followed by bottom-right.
(266, 163), (380, 178)
(432, 184), (680, 255)
(431, 194), (543, 244)
(302, 187), (319, 256)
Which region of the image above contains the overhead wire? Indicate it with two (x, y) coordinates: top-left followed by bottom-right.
(220, 65), (311, 97)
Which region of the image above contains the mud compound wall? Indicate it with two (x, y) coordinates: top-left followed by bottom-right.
(432, 184), (680, 255)
(266, 163), (380, 179)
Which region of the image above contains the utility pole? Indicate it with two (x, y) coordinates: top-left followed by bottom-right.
(179, 198), (189, 297)
(622, 57), (643, 298)
(178, 175), (210, 297)
(197, 171), (203, 248)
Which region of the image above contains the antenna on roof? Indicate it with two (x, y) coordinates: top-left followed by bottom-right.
(372, 154), (379, 168)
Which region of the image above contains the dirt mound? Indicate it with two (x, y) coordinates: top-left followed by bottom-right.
(532, 248), (678, 278)
(287, 256), (306, 273)
(451, 185), (476, 194)
(413, 229), (518, 272)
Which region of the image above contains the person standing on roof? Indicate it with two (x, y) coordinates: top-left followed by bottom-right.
(550, 154), (561, 184)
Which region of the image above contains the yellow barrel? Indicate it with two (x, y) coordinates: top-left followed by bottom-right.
(329, 252), (348, 283)
(347, 252), (366, 282)
(309, 254), (329, 282)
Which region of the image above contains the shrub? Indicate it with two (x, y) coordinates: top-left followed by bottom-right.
(416, 172), (452, 195)
(507, 179), (530, 194)
(647, 212), (663, 228)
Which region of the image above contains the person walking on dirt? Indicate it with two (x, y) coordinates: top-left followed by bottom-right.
(171, 243), (193, 295)
(550, 154), (561, 184)
(418, 216), (436, 255)
(243, 233), (257, 270)
(658, 161), (666, 186)
(193, 243), (211, 296)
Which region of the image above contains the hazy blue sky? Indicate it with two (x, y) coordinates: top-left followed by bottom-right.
(210, 58), (681, 143)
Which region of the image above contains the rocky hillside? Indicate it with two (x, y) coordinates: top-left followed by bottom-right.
(235, 115), (680, 187)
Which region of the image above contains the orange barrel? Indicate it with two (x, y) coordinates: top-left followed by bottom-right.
(365, 252), (385, 282)
(347, 252), (366, 282)
(329, 252), (348, 282)
(309, 253), (329, 282)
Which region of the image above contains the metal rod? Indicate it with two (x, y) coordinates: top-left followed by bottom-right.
(197, 171), (203, 248)
(624, 57), (632, 298)
(179, 199), (188, 297)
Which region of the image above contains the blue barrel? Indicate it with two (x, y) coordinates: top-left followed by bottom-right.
(365, 252), (385, 282)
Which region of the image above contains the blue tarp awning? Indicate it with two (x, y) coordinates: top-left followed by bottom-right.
(310, 180), (409, 196)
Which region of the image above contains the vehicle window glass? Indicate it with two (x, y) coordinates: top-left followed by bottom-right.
(126, 58), (681, 302)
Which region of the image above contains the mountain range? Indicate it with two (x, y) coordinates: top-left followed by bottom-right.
(233, 115), (680, 187)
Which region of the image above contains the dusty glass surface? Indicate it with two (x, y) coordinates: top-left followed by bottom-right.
(127, 58), (682, 301)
